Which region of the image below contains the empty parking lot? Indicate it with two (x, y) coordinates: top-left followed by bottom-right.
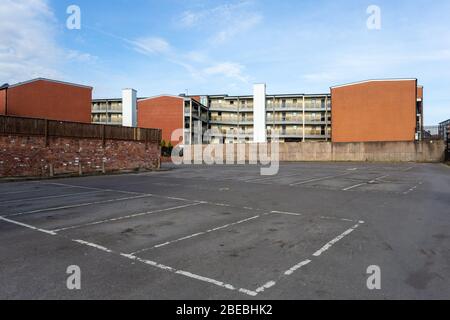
(0, 162), (449, 299)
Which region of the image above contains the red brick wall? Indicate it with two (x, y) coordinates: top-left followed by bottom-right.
(0, 89), (6, 115)
(331, 80), (417, 143)
(0, 135), (160, 178)
(138, 96), (184, 145)
(6, 80), (92, 123)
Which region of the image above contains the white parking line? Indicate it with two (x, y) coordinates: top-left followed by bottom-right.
(290, 172), (351, 186)
(52, 203), (204, 232)
(313, 222), (363, 257)
(73, 239), (113, 253)
(0, 216), (57, 236)
(1, 205), (365, 298)
(6, 194), (155, 217)
(38, 182), (143, 195)
(342, 175), (389, 191)
(0, 216), (258, 296)
(343, 183), (367, 191)
(131, 215), (261, 255)
(403, 184), (419, 195)
(0, 190), (105, 205)
(284, 259), (312, 276)
(0, 185), (81, 196)
(271, 210), (302, 217)
(255, 281), (276, 293)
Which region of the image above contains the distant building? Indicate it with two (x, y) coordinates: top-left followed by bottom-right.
(0, 78), (92, 123)
(439, 119), (450, 141)
(137, 95), (208, 145)
(91, 98), (124, 125)
(199, 90), (331, 144)
(90, 78), (424, 144)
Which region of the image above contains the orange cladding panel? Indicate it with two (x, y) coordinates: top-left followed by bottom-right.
(138, 96), (184, 145)
(7, 80), (92, 123)
(331, 80), (417, 142)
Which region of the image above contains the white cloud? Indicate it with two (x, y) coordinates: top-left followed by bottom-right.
(203, 62), (248, 83)
(129, 34), (250, 83)
(177, 1), (262, 45)
(0, 0), (97, 84)
(132, 37), (171, 55)
(0, 0), (60, 83)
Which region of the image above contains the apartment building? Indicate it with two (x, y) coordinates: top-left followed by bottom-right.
(90, 79), (424, 145)
(91, 98), (124, 125)
(137, 95), (208, 145)
(202, 92), (331, 144)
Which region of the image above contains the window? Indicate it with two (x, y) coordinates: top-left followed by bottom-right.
(230, 101), (235, 105)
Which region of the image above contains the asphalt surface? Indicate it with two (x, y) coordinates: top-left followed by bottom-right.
(0, 162), (449, 299)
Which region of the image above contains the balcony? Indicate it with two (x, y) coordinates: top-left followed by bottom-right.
(271, 104), (302, 111)
(209, 105), (239, 112)
(210, 117), (239, 125)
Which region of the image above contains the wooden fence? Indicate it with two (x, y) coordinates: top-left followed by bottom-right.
(0, 115), (161, 143)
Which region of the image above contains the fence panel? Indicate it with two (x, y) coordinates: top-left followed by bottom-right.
(0, 115), (161, 143)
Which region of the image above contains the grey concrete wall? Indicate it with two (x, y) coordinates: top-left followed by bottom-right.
(182, 141), (445, 163)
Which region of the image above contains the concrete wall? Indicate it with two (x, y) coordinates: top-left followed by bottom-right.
(181, 141), (445, 163)
(5, 79), (92, 123)
(331, 80), (418, 142)
(0, 134), (160, 178)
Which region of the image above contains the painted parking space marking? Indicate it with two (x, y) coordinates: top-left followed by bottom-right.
(0, 216), (57, 236)
(0, 190), (105, 205)
(312, 222), (363, 257)
(130, 215), (261, 255)
(0, 200), (365, 298)
(290, 172), (352, 186)
(5, 194), (156, 218)
(52, 203), (204, 232)
(342, 175), (390, 191)
(284, 259), (312, 276)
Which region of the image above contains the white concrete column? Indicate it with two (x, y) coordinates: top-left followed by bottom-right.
(122, 88), (137, 127)
(253, 83), (266, 143)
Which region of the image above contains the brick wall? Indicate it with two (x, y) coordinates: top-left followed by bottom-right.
(0, 134), (160, 178)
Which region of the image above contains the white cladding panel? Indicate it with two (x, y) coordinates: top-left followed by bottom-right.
(122, 88), (137, 127)
(253, 84), (267, 143)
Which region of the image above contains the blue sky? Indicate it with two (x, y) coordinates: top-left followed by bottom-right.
(1, 0), (449, 124)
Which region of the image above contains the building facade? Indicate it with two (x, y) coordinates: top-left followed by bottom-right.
(1, 78), (92, 123)
(331, 79), (423, 143)
(90, 79), (424, 145)
(92, 98), (124, 125)
(137, 95), (208, 145)
(202, 92), (331, 144)
(439, 119), (450, 142)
